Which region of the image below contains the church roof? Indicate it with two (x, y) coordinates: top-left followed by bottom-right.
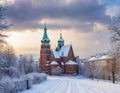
(65, 60), (78, 65)
(50, 61), (59, 65)
(61, 62), (64, 65)
(53, 45), (71, 58)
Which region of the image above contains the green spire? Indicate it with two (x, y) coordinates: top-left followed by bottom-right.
(58, 33), (64, 44)
(41, 24), (50, 43)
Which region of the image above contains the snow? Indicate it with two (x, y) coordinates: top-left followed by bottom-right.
(20, 76), (120, 93)
(61, 62), (64, 65)
(53, 45), (71, 58)
(100, 55), (111, 60)
(89, 56), (96, 61)
(50, 61), (59, 65)
(53, 51), (60, 58)
(0, 73), (47, 93)
(33, 58), (39, 62)
(46, 64), (49, 66)
(65, 60), (78, 65)
(88, 55), (111, 61)
(59, 45), (71, 57)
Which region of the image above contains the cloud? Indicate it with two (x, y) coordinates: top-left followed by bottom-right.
(6, 0), (111, 31)
(106, 5), (120, 18)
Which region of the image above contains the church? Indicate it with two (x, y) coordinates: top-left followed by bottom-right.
(39, 24), (78, 75)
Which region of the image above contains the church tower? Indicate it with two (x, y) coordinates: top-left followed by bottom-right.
(40, 24), (51, 72)
(57, 33), (64, 50)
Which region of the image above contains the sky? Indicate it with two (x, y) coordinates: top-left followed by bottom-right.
(3, 0), (120, 58)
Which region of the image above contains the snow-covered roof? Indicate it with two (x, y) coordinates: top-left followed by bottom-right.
(89, 56), (96, 61)
(53, 51), (60, 58)
(61, 62), (64, 65)
(53, 45), (71, 58)
(33, 58), (39, 62)
(88, 55), (111, 61)
(65, 60), (78, 65)
(50, 61), (59, 65)
(46, 61), (50, 64)
(95, 55), (102, 59)
(46, 64), (49, 66)
(100, 55), (111, 60)
(59, 45), (71, 57)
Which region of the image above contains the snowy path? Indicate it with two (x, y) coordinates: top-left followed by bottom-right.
(20, 76), (120, 93)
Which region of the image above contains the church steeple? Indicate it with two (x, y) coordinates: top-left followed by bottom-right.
(58, 33), (64, 49)
(40, 24), (51, 73)
(41, 24), (50, 43)
(58, 33), (64, 44)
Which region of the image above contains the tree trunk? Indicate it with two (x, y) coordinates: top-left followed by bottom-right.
(112, 72), (115, 83)
(91, 74), (94, 80)
(26, 80), (29, 89)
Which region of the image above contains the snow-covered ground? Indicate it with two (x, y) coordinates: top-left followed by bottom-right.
(20, 76), (120, 93)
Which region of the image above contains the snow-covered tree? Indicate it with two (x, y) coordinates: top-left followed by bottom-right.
(18, 55), (38, 75)
(0, 45), (18, 78)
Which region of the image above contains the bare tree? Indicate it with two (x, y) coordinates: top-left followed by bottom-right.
(109, 16), (120, 43)
(109, 15), (120, 83)
(0, 3), (10, 52)
(110, 46), (120, 83)
(84, 61), (96, 80)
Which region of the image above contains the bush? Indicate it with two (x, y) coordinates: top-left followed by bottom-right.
(26, 72), (47, 84)
(0, 72), (47, 93)
(0, 77), (15, 93)
(12, 78), (26, 92)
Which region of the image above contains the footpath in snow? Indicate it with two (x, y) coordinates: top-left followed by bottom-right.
(20, 76), (120, 93)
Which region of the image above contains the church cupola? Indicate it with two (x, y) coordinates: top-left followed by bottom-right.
(41, 24), (50, 43)
(58, 33), (64, 49)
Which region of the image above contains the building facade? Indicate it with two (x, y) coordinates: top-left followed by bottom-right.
(83, 54), (113, 79)
(39, 25), (78, 74)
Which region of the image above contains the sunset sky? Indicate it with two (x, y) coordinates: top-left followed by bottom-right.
(4, 0), (120, 58)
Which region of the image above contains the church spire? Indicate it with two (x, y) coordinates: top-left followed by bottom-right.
(57, 32), (64, 49)
(58, 33), (64, 44)
(41, 24), (50, 43)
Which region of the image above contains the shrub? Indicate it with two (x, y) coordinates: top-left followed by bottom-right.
(0, 72), (47, 93)
(0, 77), (15, 93)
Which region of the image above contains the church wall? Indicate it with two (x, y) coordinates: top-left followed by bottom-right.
(65, 65), (78, 74)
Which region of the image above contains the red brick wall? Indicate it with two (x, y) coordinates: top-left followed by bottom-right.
(49, 45), (78, 74)
(50, 65), (59, 74)
(40, 44), (51, 72)
(65, 65), (78, 74)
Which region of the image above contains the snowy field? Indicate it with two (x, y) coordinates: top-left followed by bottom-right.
(20, 76), (120, 93)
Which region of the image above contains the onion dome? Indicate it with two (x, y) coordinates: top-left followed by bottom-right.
(58, 33), (64, 44)
(41, 24), (50, 43)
